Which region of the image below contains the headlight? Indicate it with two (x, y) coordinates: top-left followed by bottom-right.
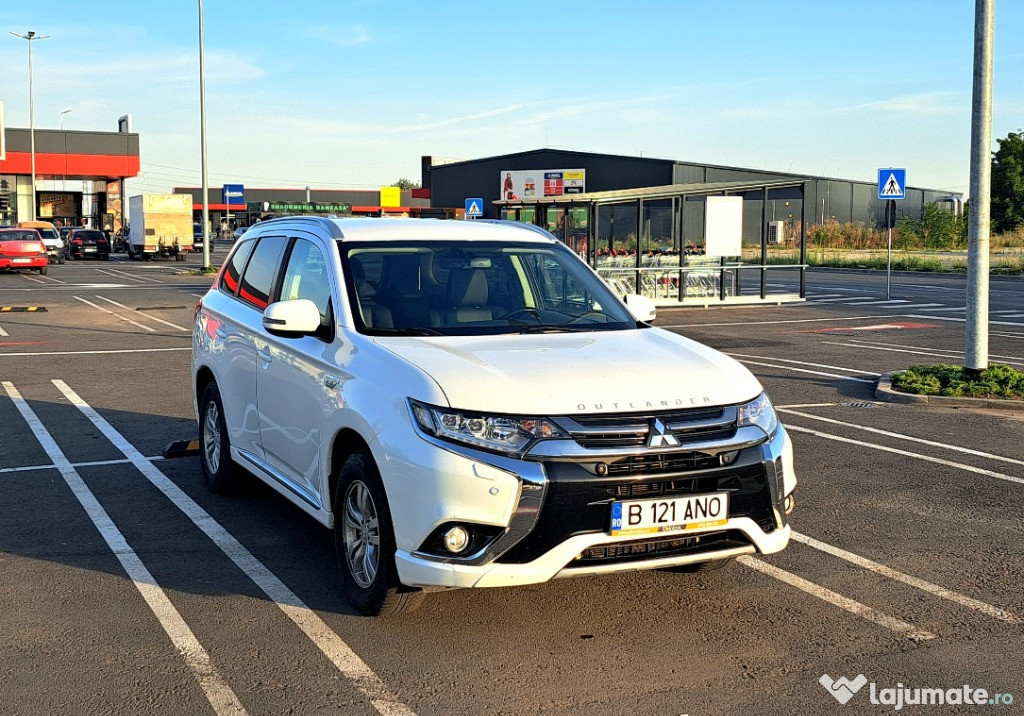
(737, 392), (779, 437)
(409, 399), (567, 457)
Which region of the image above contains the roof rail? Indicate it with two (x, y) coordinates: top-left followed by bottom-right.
(476, 219), (557, 241)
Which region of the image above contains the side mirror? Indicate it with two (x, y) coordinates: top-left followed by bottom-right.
(624, 294), (657, 323)
(262, 299), (322, 337)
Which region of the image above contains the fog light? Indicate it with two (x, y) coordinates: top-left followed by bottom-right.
(719, 450), (738, 465)
(784, 494), (795, 515)
(444, 526), (470, 553)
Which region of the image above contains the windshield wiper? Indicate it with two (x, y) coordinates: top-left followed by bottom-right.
(370, 327), (444, 336)
(515, 324), (598, 334)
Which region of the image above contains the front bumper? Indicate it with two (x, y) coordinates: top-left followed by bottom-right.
(387, 419), (795, 590)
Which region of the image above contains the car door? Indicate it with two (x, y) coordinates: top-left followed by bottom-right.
(256, 233), (338, 508)
(214, 235), (287, 461)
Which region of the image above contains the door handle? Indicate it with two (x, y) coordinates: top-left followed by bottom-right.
(257, 348), (272, 364)
(323, 375), (340, 389)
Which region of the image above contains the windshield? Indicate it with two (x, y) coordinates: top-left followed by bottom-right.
(341, 240), (636, 336)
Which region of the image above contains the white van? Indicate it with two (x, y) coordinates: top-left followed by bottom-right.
(192, 217), (796, 615)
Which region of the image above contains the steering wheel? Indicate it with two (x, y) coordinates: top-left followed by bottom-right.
(500, 308), (543, 323)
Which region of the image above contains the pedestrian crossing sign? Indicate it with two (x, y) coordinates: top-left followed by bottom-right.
(878, 168), (907, 200)
(465, 198), (483, 217)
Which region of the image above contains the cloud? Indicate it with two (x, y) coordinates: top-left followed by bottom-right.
(837, 92), (962, 115)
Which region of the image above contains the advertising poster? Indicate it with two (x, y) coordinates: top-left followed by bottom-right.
(500, 169), (585, 201)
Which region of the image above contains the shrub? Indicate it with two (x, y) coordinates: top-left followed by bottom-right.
(891, 363), (1024, 400)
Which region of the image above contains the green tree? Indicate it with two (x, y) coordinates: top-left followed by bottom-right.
(391, 178), (421, 190)
(991, 130), (1024, 232)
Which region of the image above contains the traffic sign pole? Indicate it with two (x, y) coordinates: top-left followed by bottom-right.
(878, 170), (906, 300)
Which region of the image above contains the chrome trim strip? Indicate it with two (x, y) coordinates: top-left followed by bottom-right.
(552, 416), (648, 436)
(525, 425), (768, 462)
(666, 406), (738, 432)
(235, 449), (324, 510)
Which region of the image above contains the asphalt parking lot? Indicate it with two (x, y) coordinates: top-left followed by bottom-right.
(1, 253), (1021, 715)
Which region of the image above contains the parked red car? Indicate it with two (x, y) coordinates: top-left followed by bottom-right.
(0, 228), (49, 275)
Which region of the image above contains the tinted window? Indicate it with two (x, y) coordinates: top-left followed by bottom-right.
(72, 231), (105, 240)
(220, 239), (256, 297)
(238, 237), (287, 309)
(279, 239), (332, 325)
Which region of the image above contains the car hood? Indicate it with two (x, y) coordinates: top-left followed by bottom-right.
(375, 328), (762, 415)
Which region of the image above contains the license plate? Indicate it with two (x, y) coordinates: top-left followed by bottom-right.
(610, 493), (729, 536)
(85, 247), (96, 252)
(12, 258), (31, 263)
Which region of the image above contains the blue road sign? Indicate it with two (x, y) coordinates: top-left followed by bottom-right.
(878, 169), (906, 200)
(222, 184), (245, 205)
(465, 198), (483, 217)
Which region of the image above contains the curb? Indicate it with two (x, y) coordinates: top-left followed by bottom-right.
(875, 372), (1024, 411)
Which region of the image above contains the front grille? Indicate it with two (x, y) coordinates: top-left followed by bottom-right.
(605, 452), (720, 477)
(561, 406), (737, 450)
(605, 475), (720, 499)
(570, 530), (750, 566)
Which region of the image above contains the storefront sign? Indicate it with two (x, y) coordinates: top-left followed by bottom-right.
(500, 169), (585, 200)
(264, 202), (352, 214)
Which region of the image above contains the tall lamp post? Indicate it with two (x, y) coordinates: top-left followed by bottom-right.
(197, 1), (210, 269)
(9, 30), (49, 222)
(60, 108), (70, 130)
(60, 110), (71, 192)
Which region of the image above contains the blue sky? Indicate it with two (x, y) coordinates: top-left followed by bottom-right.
(2, 1), (1022, 197)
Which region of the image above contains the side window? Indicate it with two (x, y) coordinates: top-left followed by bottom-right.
(238, 236), (287, 310)
(279, 238), (332, 325)
(220, 239), (256, 296)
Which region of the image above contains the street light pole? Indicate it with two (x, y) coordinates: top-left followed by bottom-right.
(10, 30), (49, 222)
(198, 0), (211, 269)
(60, 108), (70, 130)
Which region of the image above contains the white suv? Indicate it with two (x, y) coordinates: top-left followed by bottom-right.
(192, 217), (796, 615)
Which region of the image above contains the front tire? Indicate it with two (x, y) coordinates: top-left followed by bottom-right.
(334, 450), (423, 616)
(199, 382), (241, 494)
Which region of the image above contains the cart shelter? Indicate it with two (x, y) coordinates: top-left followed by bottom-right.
(496, 179), (809, 306)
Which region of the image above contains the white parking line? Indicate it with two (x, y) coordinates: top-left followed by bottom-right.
(93, 267), (147, 283)
(53, 380), (417, 716)
(785, 424), (1024, 486)
(882, 303), (944, 309)
(809, 296), (876, 303)
(73, 295), (156, 333)
(737, 556), (936, 641)
(731, 359), (876, 384)
(843, 299), (911, 305)
(95, 295), (189, 331)
(0, 347), (190, 358)
(2, 381), (246, 715)
(905, 314), (1024, 328)
(844, 338), (1024, 363)
(662, 315), (881, 328)
(19, 274), (47, 284)
(913, 306), (967, 312)
(791, 532), (1021, 624)
(821, 341), (1024, 368)
(779, 409), (1024, 467)
(0, 455), (165, 474)
(104, 267), (163, 284)
(725, 353), (879, 376)
(0, 325), (8, 337)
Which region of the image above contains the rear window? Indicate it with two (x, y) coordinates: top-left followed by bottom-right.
(73, 230), (105, 240)
(0, 230), (40, 242)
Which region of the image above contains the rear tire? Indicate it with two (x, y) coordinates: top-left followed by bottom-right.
(198, 382), (241, 494)
(334, 450), (423, 616)
(38, 265), (47, 276)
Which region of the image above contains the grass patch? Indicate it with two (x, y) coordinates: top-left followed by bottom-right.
(891, 363), (1024, 400)
(184, 265), (220, 275)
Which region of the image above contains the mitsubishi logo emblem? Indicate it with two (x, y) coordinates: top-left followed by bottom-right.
(648, 419), (680, 448)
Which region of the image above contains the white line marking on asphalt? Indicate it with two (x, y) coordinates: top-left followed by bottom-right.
(737, 556), (936, 641)
(53, 380), (418, 716)
(904, 314), (1024, 328)
(0, 325), (8, 337)
(843, 299), (911, 305)
(809, 296), (876, 303)
(0, 347), (190, 358)
(821, 341), (1024, 368)
(779, 409), (1024, 467)
(843, 338), (1024, 361)
(0, 455), (166, 473)
(104, 267), (163, 284)
(661, 315), (882, 328)
(733, 359), (876, 384)
(992, 331), (1024, 340)
(804, 293), (843, 299)
(2, 381), (247, 716)
(20, 274), (47, 284)
(725, 353), (879, 376)
(95, 295), (189, 331)
(775, 403), (838, 409)
(791, 532), (1021, 624)
(913, 306), (967, 312)
(884, 303), (944, 309)
(785, 424), (1024, 486)
(92, 267), (145, 283)
(73, 295), (156, 333)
